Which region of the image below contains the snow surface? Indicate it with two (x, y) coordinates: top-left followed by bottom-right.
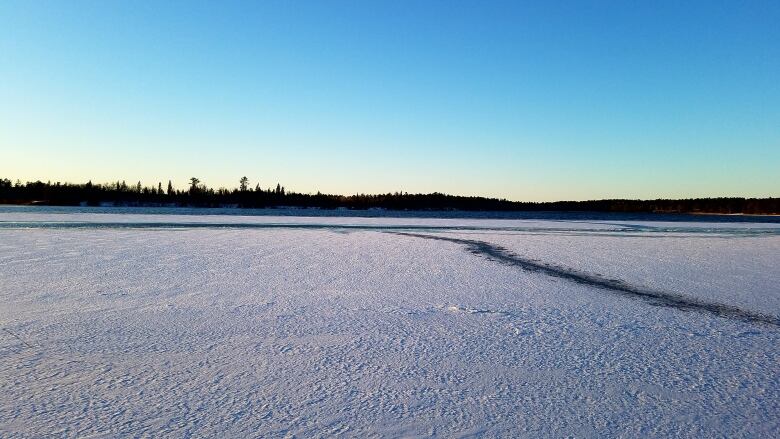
(1, 212), (779, 437)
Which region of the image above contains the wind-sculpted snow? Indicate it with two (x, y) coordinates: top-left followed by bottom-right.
(1, 213), (779, 437)
(394, 232), (780, 327)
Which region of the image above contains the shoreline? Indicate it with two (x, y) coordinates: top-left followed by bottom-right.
(2, 203), (780, 223)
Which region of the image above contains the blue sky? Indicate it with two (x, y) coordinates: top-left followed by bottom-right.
(1, 0), (778, 201)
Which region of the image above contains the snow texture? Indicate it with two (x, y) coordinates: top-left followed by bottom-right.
(1, 211), (779, 437)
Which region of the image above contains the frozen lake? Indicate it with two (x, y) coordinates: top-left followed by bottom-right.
(1, 208), (779, 437)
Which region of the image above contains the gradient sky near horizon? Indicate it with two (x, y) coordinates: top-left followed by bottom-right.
(1, 1), (778, 201)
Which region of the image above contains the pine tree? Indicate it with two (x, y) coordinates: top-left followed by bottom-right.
(189, 177), (200, 194)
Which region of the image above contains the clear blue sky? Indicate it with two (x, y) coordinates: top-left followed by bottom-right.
(1, 0), (778, 201)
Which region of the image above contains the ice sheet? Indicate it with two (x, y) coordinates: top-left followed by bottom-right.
(0, 217), (778, 437)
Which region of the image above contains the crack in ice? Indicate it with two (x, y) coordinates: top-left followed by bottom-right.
(394, 232), (780, 327)
(2, 328), (34, 349)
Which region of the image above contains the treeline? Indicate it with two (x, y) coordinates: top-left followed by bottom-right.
(0, 177), (778, 214)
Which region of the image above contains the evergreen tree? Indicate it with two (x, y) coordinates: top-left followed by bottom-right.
(189, 177), (200, 194)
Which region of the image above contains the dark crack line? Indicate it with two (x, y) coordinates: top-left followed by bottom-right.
(3, 328), (34, 349)
(394, 232), (780, 327)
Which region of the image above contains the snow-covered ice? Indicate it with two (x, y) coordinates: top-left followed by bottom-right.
(1, 211), (779, 437)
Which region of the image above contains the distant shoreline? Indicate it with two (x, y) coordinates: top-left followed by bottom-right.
(1, 178), (778, 216)
(0, 200), (780, 218)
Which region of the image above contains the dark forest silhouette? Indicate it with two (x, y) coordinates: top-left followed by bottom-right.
(0, 177), (777, 214)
